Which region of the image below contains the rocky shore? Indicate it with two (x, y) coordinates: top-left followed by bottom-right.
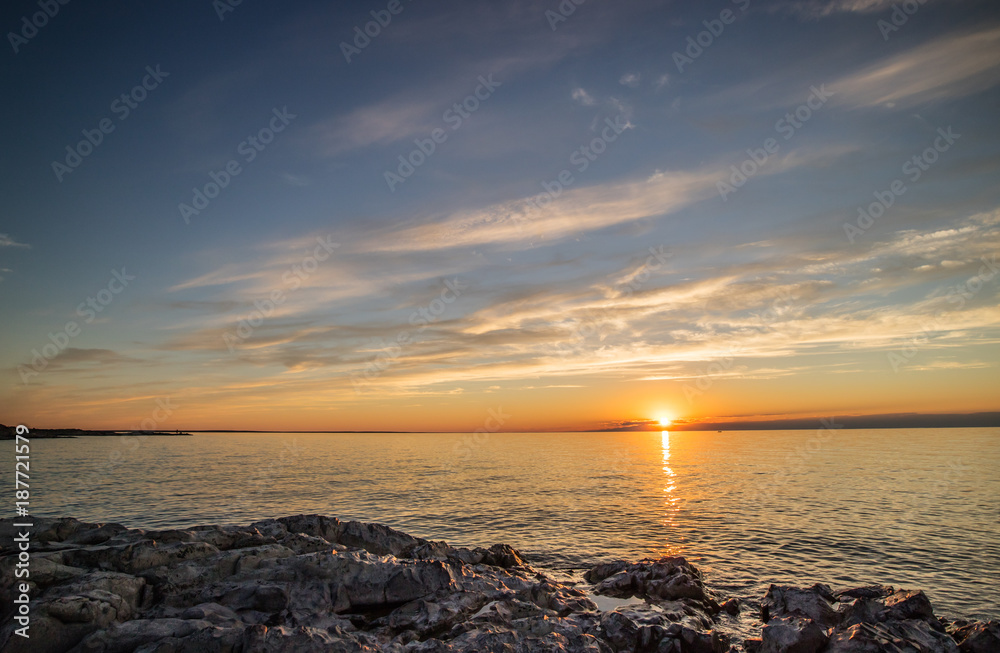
(0, 424), (192, 439)
(0, 515), (996, 652)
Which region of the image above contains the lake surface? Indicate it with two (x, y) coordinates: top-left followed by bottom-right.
(7, 428), (999, 619)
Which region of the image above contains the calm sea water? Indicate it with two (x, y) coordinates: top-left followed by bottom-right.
(7, 428), (999, 619)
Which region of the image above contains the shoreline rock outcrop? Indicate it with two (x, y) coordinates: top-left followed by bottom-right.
(0, 515), (995, 652)
(0, 424), (191, 439)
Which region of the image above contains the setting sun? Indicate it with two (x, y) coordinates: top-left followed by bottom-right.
(657, 414), (675, 428)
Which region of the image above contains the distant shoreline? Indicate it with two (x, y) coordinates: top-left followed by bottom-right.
(3, 411), (997, 436)
(0, 427), (191, 440)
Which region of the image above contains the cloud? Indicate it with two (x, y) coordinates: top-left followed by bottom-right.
(571, 88), (597, 106)
(281, 173), (311, 187)
(833, 26), (1000, 109)
(167, 265), (269, 292)
(347, 209), (1000, 391)
(777, 0), (922, 18)
(355, 144), (850, 254)
(170, 206), (998, 399)
(309, 97), (439, 157)
(36, 208), (999, 410)
(165, 300), (245, 313)
(619, 73), (641, 88)
(689, 25), (1000, 115)
(0, 234), (30, 248)
(52, 348), (137, 364)
(26, 349), (144, 374)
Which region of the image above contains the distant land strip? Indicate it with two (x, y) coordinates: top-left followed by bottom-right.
(0, 425), (191, 439)
(3, 412), (998, 437)
(638, 411), (1000, 432)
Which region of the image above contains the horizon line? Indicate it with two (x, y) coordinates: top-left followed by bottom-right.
(7, 410), (999, 434)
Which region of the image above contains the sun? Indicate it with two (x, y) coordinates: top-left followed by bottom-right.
(656, 414), (675, 428)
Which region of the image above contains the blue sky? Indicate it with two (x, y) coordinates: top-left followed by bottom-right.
(1, 0), (999, 430)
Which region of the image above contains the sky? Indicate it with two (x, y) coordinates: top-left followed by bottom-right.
(1, 0), (998, 432)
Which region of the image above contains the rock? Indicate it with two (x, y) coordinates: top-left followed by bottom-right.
(680, 625), (715, 653)
(70, 618), (218, 652)
(2, 614), (98, 653)
(45, 590), (134, 625)
(952, 621), (1000, 653)
(0, 555), (86, 588)
(835, 585), (894, 601)
(711, 629), (732, 652)
(838, 597), (888, 627)
(588, 557), (711, 603)
(599, 610), (643, 650)
(883, 589), (937, 623)
(585, 561), (628, 584)
(761, 614), (828, 653)
(0, 515), (985, 653)
(827, 620), (959, 653)
(761, 584), (840, 629)
(479, 543), (526, 568)
(337, 519), (422, 557)
(177, 602), (239, 624)
(0, 514), (570, 652)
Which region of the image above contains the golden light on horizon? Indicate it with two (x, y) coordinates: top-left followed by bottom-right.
(657, 413), (675, 428)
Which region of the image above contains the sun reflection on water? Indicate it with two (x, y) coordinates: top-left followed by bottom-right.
(660, 430), (683, 558)
(661, 431), (678, 513)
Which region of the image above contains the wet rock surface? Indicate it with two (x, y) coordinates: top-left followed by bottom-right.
(0, 516), (994, 652)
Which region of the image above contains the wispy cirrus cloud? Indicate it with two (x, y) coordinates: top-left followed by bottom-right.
(619, 73), (641, 88)
(689, 24), (1000, 116)
(37, 348), (144, 373)
(0, 234), (30, 248)
(776, 0), (937, 18)
(571, 87), (597, 106)
(356, 144), (853, 253)
(309, 97), (439, 157)
(149, 206), (1000, 398)
(833, 26), (1000, 108)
